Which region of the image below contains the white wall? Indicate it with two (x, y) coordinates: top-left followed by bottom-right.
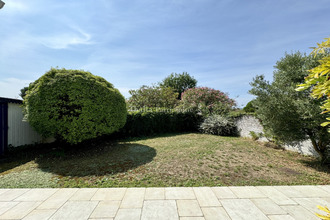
(7, 103), (42, 147)
(236, 115), (320, 158)
(236, 115), (268, 142)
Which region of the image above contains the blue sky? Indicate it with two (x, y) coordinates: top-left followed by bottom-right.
(1, 0), (329, 107)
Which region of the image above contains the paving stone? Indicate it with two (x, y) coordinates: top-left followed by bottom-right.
(141, 200), (179, 220)
(37, 188), (78, 209)
(165, 188), (195, 200)
(15, 188), (58, 201)
(256, 186), (297, 205)
(120, 188), (145, 208)
(324, 197), (330, 204)
(221, 199), (269, 220)
(49, 201), (98, 220)
(89, 219), (113, 220)
(177, 200), (203, 217)
(251, 198), (287, 215)
(90, 201), (120, 218)
(92, 188), (127, 201)
(0, 190), (9, 196)
(317, 185), (330, 194)
(0, 202), (19, 216)
(212, 187), (237, 199)
(22, 209), (56, 220)
(229, 186), (266, 199)
(273, 186), (306, 198)
(0, 189), (30, 201)
(280, 205), (319, 220)
(193, 187), (221, 207)
(291, 185), (330, 198)
(145, 188), (165, 200)
(70, 188), (98, 201)
(201, 207), (231, 220)
(114, 208), (141, 220)
(0, 201), (41, 219)
(180, 217), (205, 220)
(293, 197), (330, 213)
(267, 215), (295, 220)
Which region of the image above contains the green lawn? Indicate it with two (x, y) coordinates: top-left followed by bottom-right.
(0, 133), (329, 188)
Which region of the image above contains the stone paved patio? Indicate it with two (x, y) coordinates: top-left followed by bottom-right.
(0, 185), (329, 219)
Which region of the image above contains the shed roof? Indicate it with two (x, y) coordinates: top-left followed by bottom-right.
(0, 97), (23, 104)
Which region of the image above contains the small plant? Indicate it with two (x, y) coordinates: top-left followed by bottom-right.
(199, 115), (237, 136)
(315, 205), (330, 219)
(249, 131), (263, 141)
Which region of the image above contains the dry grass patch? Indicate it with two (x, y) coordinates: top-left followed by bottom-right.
(0, 133), (329, 188)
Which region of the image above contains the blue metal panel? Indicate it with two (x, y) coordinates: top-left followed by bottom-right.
(0, 103), (8, 156)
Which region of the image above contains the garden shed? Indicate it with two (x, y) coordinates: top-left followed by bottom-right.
(0, 97), (42, 155)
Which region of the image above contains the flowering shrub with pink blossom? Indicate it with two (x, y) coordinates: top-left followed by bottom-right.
(180, 87), (236, 116)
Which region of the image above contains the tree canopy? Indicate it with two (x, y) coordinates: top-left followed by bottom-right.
(296, 37), (330, 132)
(160, 72), (197, 99)
(128, 85), (178, 109)
(180, 87), (236, 116)
(249, 52), (330, 161)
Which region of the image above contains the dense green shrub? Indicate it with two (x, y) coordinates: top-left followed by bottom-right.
(180, 87), (236, 116)
(199, 115), (237, 136)
(243, 100), (256, 113)
(117, 110), (202, 137)
(23, 68), (127, 144)
(128, 85), (178, 109)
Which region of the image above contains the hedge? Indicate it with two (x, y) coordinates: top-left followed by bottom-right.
(117, 111), (202, 137)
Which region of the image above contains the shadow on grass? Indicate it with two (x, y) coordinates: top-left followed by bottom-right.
(1, 135), (157, 177)
(36, 143), (156, 177)
(299, 159), (330, 174)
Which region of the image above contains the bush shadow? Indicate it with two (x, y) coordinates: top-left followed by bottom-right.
(299, 159), (330, 174)
(0, 143), (56, 174)
(34, 140), (157, 177)
(1, 135), (157, 177)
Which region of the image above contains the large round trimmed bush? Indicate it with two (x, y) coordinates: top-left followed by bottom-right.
(23, 68), (127, 144)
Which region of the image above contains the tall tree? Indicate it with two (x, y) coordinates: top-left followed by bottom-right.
(160, 72), (197, 99)
(249, 52), (330, 161)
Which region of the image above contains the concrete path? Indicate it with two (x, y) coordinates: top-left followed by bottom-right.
(0, 185), (329, 220)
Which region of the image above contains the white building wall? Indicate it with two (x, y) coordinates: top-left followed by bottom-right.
(7, 103), (42, 147)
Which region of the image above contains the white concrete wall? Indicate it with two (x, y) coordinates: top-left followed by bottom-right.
(7, 103), (42, 147)
(235, 115), (320, 157)
(283, 140), (319, 158)
(236, 115), (268, 142)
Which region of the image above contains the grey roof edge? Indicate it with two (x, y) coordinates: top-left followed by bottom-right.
(0, 97), (23, 104)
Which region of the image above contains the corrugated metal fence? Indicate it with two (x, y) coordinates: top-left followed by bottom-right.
(0, 97), (43, 155)
(7, 103), (42, 147)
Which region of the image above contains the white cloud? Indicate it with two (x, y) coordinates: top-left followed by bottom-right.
(40, 27), (93, 49)
(0, 78), (32, 99)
